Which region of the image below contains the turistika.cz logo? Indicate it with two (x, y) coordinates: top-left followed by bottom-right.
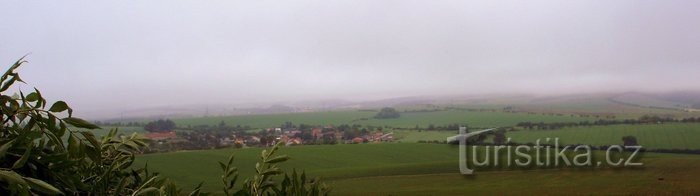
(448, 127), (643, 175)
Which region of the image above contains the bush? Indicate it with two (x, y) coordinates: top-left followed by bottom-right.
(374, 107), (400, 119)
(0, 57), (330, 195)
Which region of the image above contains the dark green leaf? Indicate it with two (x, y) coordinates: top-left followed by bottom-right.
(49, 101), (69, 113)
(134, 187), (159, 195)
(23, 177), (63, 195)
(25, 92), (39, 102)
(264, 155), (290, 164)
(12, 145), (32, 169)
(0, 139), (15, 159)
(63, 117), (100, 129)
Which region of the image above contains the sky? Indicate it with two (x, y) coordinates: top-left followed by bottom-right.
(1, 0), (699, 116)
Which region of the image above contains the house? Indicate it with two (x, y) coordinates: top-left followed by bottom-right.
(351, 137), (365, 144)
(246, 136), (261, 144)
(311, 128), (323, 139)
(286, 130), (302, 137)
(145, 131), (178, 141)
(379, 132), (394, 141)
(286, 137), (302, 146)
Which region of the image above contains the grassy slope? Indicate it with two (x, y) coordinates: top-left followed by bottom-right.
(135, 143), (459, 191)
(330, 156), (700, 195)
(134, 143), (700, 194)
(393, 130), (457, 142)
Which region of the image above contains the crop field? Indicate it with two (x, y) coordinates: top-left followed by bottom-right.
(172, 110), (599, 129)
(392, 130), (457, 143)
(513, 96), (700, 119)
(505, 123), (700, 149)
(330, 156), (700, 195)
(134, 143), (700, 194)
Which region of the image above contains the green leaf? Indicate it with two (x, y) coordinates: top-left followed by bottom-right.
(0, 170), (28, 187)
(12, 145), (32, 169)
(25, 92), (39, 102)
(134, 187), (159, 196)
(264, 155), (290, 164)
(218, 162), (227, 171)
(0, 139), (15, 159)
(23, 177), (63, 195)
(261, 168), (282, 176)
(68, 134), (80, 157)
(49, 101), (69, 113)
(188, 182), (204, 196)
(63, 117), (100, 129)
(33, 88), (45, 108)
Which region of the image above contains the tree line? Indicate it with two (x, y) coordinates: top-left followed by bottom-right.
(516, 115), (700, 130)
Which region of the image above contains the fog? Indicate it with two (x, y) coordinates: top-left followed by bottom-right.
(1, 0), (699, 117)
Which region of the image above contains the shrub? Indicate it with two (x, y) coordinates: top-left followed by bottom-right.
(0, 57), (329, 195)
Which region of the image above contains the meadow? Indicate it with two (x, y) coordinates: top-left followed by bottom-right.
(504, 123), (700, 149)
(392, 130), (457, 143)
(134, 143), (700, 195)
(127, 102), (700, 194)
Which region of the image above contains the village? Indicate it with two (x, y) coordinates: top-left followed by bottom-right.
(137, 120), (396, 153)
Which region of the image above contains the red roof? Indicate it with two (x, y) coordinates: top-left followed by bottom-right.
(145, 131), (177, 140)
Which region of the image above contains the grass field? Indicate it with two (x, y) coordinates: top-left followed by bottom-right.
(134, 143), (700, 194)
(171, 110), (599, 129)
(330, 156), (700, 195)
(393, 130), (457, 142)
(505, 123), (700, 149)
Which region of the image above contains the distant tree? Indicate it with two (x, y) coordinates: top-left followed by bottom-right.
(622, 136), (639, 146)
(144, 119), (177, 132)
(493, 131), (507, 145)
(427, 124), (435, 130)
(374, 107), (400, 119)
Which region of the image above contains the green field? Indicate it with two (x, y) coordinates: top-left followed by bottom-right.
(172, 110), (598, 129)
(505, 123), (700, 149)
(393, 130), (457, 143)
(135, 143), (700, 194)
(129, 102), (700, 195)
(330, 156), (700, 195)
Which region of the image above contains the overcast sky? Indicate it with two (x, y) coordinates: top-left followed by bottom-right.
(1, 0), (699, 114)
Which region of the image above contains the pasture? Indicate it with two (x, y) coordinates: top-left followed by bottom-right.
(505, 123), (700, 149)
(134, 143), (700, 194)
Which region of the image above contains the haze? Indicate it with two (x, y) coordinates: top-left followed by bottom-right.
(1, 0), (699, 118)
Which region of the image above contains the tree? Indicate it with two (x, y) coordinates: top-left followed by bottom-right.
(374, 107), (400, 119)
(144, 119), (177, 132)
(493, 131), (507, 145)
(622, 136), (639, 146)
(0, 57), (330, 195)
(0, 57), (182, 195)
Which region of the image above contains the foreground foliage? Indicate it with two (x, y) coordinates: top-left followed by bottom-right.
(219, 143), (330, 195)
(0, 57), (329, 195)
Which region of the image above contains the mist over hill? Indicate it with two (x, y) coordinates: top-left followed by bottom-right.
(91, 91), (700, 121)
